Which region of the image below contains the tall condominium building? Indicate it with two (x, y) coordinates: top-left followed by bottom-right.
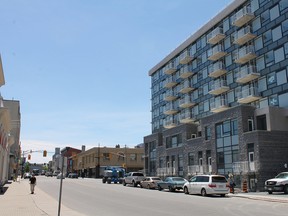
(144, 0), (288, 191)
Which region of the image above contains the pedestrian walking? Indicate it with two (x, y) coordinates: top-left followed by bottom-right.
(228, 173), (235, 194)
(29, 174), (36, 194)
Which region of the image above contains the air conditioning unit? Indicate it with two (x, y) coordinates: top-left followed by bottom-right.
(191, 134), (197, 139)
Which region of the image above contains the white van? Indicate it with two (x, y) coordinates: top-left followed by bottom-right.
(183, 175), (229, 197)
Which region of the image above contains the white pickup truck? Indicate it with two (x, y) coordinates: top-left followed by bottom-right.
(265, 172), (288, 194)
(123, 172), (145, 187)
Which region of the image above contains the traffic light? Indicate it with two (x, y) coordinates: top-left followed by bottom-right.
(28, 154), (31, 160)
(43, 150), (47, 157)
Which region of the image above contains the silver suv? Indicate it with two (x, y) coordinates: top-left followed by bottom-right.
(183, 175), (229, 197)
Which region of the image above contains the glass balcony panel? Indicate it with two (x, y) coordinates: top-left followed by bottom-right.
(163, 76), (177, 88)
(179, 65), (194, 78)
(207, 27), (225, 44)
(207, 44), (227, 61)
(179, 95), (195, 108)
(164, 89), (177, 101)
(210, 98), (229, 113)
(179, 50), (194, 64)
(237, 87), (261, 103)
(164, 117), (177, 129)
(208, 61), (227, 78)
(234, 45), (257, 64)
(164, 62), (177, 75)
(164, 103), (178, 115)
(233, 26), (256, 45)
(179, 80), (194, 94)
(179, 110), (195, 123)
(208, 80), (229, 95)
(236, 65), (260, 84)
(232, 6), (255, 27)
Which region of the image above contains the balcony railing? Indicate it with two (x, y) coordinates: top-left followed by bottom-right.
(179, 50), (194, 65)
(232, 6), (255, 27)
(236, 65), (260, 84)
(209, 80), (229, 95)
(179, 80), (194, 94)
(208, 61), (227, 78)
(210, 98), (229, 113)
(164, 103), (178, 115)
(164, 62), (177, 75)
(157, 167), (176, 176)
(237, 87), (261, 104)
(179, 65), (194, 78)
(163, 118), (177, 129)
(179, 110), (195, 124)
(163, 76), (177, 88)
(179, 95), (195, 108)
(207, 27), (225, 44)
(164, 89), (177, 101)
(233, 161), (257, 174)
(234, 45), (257, 64)
(207, 44), (227, 61)
(233, 26), (256, 45)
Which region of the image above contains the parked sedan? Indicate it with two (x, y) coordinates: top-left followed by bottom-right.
(68, 173), (78, 179)
(140, 177), (162, 189)
(157, 177), (187, 192)
(56, 173), (65, 179)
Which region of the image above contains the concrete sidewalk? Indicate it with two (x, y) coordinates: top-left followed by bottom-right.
(0, 179), (84, 216)
(229, 191), (288, 203)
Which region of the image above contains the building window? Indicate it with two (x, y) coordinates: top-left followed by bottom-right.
(272, 26), (282, 42)
(277, 69), (287, 85)
(205, 126), (211, 140)
(265, 50), (274, 67)
(188, 153), (195, 166)
(270, 5), (280, 21)
(274, 47), (285, 63)
(279, 0), (288, 12)
(267, 72), (276, 85)
(130, 154), (137, 161)
(248, 117), (254, 131)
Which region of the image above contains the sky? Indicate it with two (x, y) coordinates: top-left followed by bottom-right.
(0, 0), (233, 163)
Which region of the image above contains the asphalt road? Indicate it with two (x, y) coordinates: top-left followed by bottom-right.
(36, 176), (288, 216)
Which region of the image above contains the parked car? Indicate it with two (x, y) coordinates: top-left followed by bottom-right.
(140, 177), (162, 189)
(23, 172), (32, 179)
(183, 175), (229, 197)
(56, 173), (65, 179)
(68, 173), (78, 178)
(45, 171), (53, 177)
(157, 177), (187, 192)
(123, 172), (145, 187)
(265, 172), (288, 194)
(53, 170), (61, 176)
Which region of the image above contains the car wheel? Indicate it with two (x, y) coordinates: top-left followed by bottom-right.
(201, 188), (207, 196)
(184, 187), (189, 195)
(158, 186), (162, 191)
(268, 191), (272, 194)
(168, 186), (174, 192)
(140, 184), (143, 188)
(147, 184), (151, 190)
(220, 194), (226, 197)
(123, 181), (126, 186)
(284, 185), (288, 194)
(133, 181), (137, 187)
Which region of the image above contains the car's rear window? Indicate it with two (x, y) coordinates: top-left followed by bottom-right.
(133, 173), (144, 176)
(212, 176), (227, 183)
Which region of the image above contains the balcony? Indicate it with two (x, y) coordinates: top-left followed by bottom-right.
(233, 161), (257, 174)
(179, 80), (194, 94)
(179, 50), (194, 64)
(163, 76), (177, 88)
(236, 66), (260, 84)
(179, 65), (194, 78)
(179, 110), (195, 124)
(163, 118), (177, 129)
(179, 95), (195, 108)
(207, 27), (225, 44)
(232, 6), (255, 27)
(210, 98), (229, 113)
(164, 62), (177, 75)
(164, 89), (177, 101)
(164, 103), (178, 115)
(233, 26), (256, 45)
(207, 44), (227, 61)
(208, 61), (227, 78)
(209, 80), (229, 95)
(234, 45), (257, 64)
(237, 87), (261, 104)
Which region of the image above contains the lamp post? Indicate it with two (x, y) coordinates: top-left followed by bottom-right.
(58, 147), (68, 216)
